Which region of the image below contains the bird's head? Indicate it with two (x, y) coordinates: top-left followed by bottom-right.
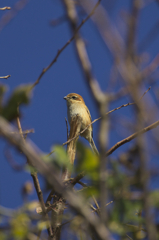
(64, 93), (85, 106)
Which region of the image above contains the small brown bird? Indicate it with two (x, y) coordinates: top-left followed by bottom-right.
(64, 93), (99, 155)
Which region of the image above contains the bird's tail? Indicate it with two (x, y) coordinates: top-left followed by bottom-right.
(90, 138), (99, 155)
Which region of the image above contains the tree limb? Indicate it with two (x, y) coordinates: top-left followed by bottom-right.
(106, 119), (159, 156)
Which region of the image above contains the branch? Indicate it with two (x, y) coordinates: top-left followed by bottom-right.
(4, 146), (25, 171)
(0, 0), (28, 32)
(16, 114), (53, 238)
(65, 117), (69, 140)
(10, 129), (34, 135)
(0, 75), (11, 79)
(92, 201), (113, 213)
(125, 0), (140, 61)
(106, 119), (159, 156)
(80, 0), (124, 61)
(138, 19), (159, 52)
(63, 0), (107, 104)
(141, 53), (159, 79)
(0, 7), (11, 10)
(71, 171), (86, 186)
(31, 0), (100, 89)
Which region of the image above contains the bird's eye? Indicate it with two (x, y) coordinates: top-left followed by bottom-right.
(72, 96), (76, 99)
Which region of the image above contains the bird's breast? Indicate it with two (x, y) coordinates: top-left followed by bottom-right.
(67, 103), (90, 129)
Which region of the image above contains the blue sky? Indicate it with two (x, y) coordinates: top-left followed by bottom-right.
(0, 0), (159, 214)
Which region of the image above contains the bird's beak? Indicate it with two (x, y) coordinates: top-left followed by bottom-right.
(63, 96), (67, 100)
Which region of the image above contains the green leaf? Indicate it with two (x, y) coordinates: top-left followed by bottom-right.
(51, 145), (72, 171)
(25, 165), (37, 174)
(0, 84), (7, 113)
(11, 213), (30, 239)
(76, 141), (99, 181)
(150, 190), (159, 207)
(2, 84), (32, 121)
(0, 232), (6, 240)
(79, 185), (99, 199)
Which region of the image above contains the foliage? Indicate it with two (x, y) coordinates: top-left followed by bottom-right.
(0, 84), (32, 121)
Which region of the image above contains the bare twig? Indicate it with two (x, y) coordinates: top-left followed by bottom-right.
(139, 86), (151, 100)
(71, 171), (86, 186)
(80, 0), (124, 61)
(139, 19), (159, 52)
(65, 118), (69, 140)
(16, 116), (25, 143)
(46, 189), (55, 206)
(0, 7), (11, 11)
(10, 129), (34, 134)
(141, 54), (159, 79)
(106, 119), (159, 156)
(32, 0), (101, 89)
(0, 75), (11, 79)
(4, 146), (25, 171)
(63, 0), (106, 103)
(126, 234), (133, 240)
(0, 0), (28, 31)
(125, 0), (140, 61)
(16, 113), (53, 238)
(92, 201), (113, 213)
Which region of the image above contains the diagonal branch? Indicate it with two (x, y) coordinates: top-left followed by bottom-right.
(0, 7), (11, 10)
(0, 75), (11, 79)
(31, 0), (101, 89)
(10, 129), (34, 135)
(63, 0), (106, 104)
(0, 0), (28, 32)
(106, 119), (159, 156)
(16, 113), (53, 238)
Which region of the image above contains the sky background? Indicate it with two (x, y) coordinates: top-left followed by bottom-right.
(0, 0), (159, 221)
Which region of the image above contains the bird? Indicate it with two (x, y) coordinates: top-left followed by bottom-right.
(64, 93), (99, 155)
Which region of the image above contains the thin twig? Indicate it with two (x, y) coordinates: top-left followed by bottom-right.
(106, 119), (159, 156)
(16, 116), (25, 144)
(16, 112), (53, 238)
(31, 0), (101, 89)
(0, 7), (11, 10)
(141, 54), (159, 79)
(138, 19), (159, 52)
(65, 118), (69, 140)
(0, 0), (28, 31)
(0, 75), (11, 79)
(4, 146), (25, 171)
(71, 172), (86, 186)
(126, 234), (133, 240)
(125, 224), (146, 232)
(125, 0), (140, 61)
(10, 129), (34, 134)
(139, 86), (151, 100)
(92, 201), (113, 213)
